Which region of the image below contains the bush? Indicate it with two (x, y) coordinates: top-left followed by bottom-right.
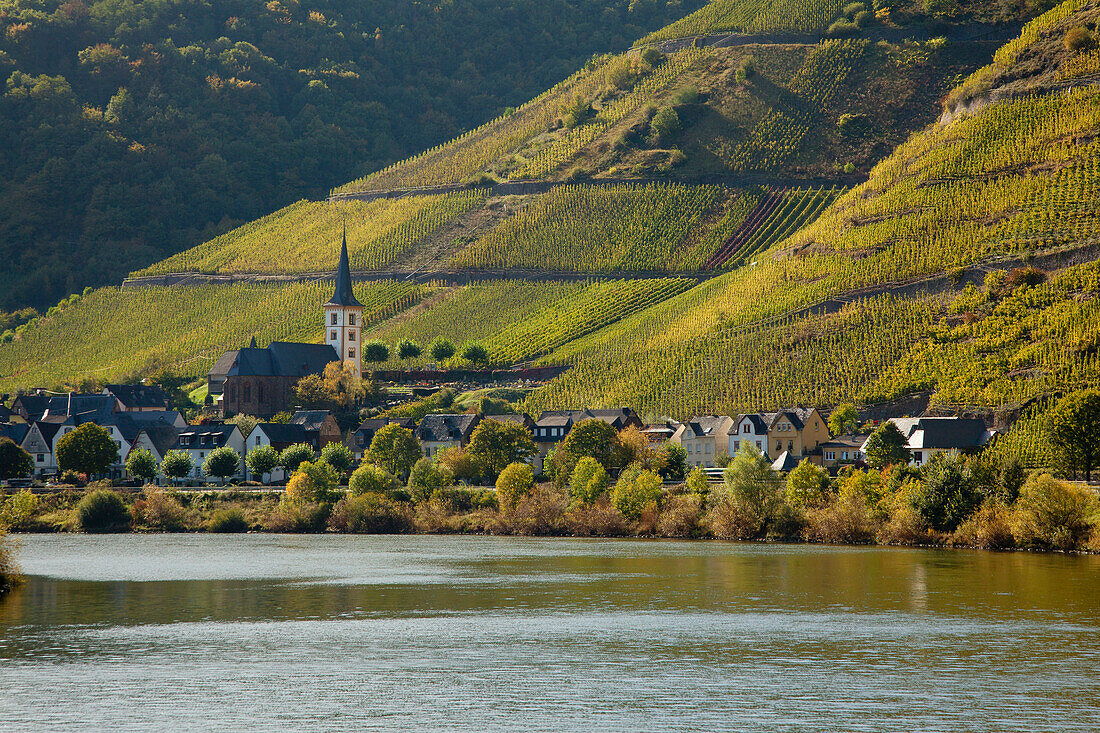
(1011, 474), (1097, 550)
(265, 499), (328, 532)
(804, 484), (876, 544)
(686, 467), (709, 496)
(285, 459), (340, 504)
(497, 462), (535, 512)
(75, 489), (131, 533)
(910, 452), (980, 532)
(1065, 26), (1097, 54)
(670, 84), (700, 105)
(569, 456), (610, 506)
(648, 107), (681, 142)
(611, 465), (663, 520)
(1002, 266), (1046, 291)
(60, 469), (88, 487)
(656, 493), (703, 537)
(842, 1), (866, 15)
(1, 489), (39, 530)
(827, 19), (858, 36)
(207, 507), (249, 533)
(501, 484), (567, 535)
(564, 499), (628, 536)
(853, 9), (874, 27)
(328, 494), (412, 533)
(408, 457), (454, 504)
(134, 488), (187, 531)
(349, 463), (402, 497)
(640, 47), (663, 67)
(952, 502), (1014, 549)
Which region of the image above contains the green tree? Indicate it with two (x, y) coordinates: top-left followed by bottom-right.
(649, 106), (680, 141)
(285, 459), (341, 504)
(245, 444), (280, 484)
(125, 448), (159, 484)
(686, 467), (709, 495)
(713, 441), (783, 537)
(160, 450), (193, 485)
(320, 442), (355, 478)
(349, 463), (402, 497)
(202, 446), (240, 485)
(429, 337), (456, 361)
(56, 423), (119, 477)
(1013, 473), (1097, 550)
(785, 459), (829, 508)
(280, 443), (316, 473)
(660, 443), (687, 482)
(467, 419), (535, 480)
(910, 451), (980, 533)
(1047, 389), (1100, 481)
(461, 342), (489, 366)
(569, 456), (610, 506)
(362, 340), (390, 364)
(552, 418), (620, 480)
(496, 462), (535, 512)
(828, 403), (859, 435)
(367, 424), (422, 479)
(611, 465), (663, 520)
(397, 339), (422, 359)
(863, 422), (912, 469)
(0, 437), (34, 480)
(408, 456), (453, 503)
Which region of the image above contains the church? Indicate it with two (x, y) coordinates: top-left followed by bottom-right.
(207, 230), (364, 417)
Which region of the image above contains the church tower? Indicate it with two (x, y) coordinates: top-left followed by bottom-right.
(324, 226), (364, 375)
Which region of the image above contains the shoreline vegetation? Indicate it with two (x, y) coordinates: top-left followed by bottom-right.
(2, 456), (1097, 555)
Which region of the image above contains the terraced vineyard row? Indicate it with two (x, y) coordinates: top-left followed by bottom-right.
(508, 47), (710, 180)
(368, 278), (695, 366)
(636, 0), (845, 46)
(705, 186), (843, 268)
(0, 282), (422, 391)
(134, 193), (485, 276)
(450, 182), (748, 272)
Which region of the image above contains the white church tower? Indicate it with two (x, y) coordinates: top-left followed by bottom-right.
(324, 226), (364, 375)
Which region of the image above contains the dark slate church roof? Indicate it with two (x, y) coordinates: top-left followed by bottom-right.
(324, 227), (362, 308)
(212, 342), (339, 379)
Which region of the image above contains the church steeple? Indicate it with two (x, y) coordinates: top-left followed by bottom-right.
(325, 223), (362, 307)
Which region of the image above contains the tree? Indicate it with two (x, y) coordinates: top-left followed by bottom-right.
(785, 459), (829, 508)
(294, 361), (366, 413)
(461, 342), (489, 366)
(0, 437), (33, 480)
(713, 441), (783, 537)
(686, 467), (709, 495)
(435, 446), (483, 483)
(614, 425), (664, 471)
(1013, 473), (1098, 550)
(863, 422), (911, 469)
(362, 340), (390, 364)
(660, 443), (687, 482)
(649, 106), (680, 141)
(1047, 389), (1100, 481)
(161, 450), (193, 485)
(552, 419), (620, 479)
(285, 459), (340, 504)
(429, 337), (455, 361)
(408, 457), (453, 503)
(125, 448), (159, 484)
(245, 444), (280, 484)
(910, 451), (980, 533)
(349, 463), (402, 497)
(496, 462), (534, 512)
(56, 423), (119, 477)
(611, 465), (663, 520)
(280, 443), (316, 473)
(225, 414), (261, 440)
(367, 424), (422, 479)
(202, 446), (240, 485)
(397, 339), (422, 359)
(828, 403), (859, 436)
(467, 419), (535, 480)
(569, 456), (610, 506)
(320, 442), (355, 478)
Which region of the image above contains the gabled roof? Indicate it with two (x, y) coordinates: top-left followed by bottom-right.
(821, 434), (866, 449)
(735, 414), (770, 434)
(291, 410), (333, 432)
(251, 423), (309, 445)
(208, 350), (239, 380)
(771, 451), (800, 472)
(12, 393), (49, 420)
(218, 342), (339, 378)
(0, 423), (29, 445)
(103, 384), (169, 410)
(33, 419), (66, 445)
(534, 408), (639, 430)
(683, 416), (731, 437)
(889, 417), (994, 450)
(417, 413), (480, 442)
(173, 424), (240, 450)
(135, 424), (181, 456)
(325, 227), (363, 308)
(32, 393), (117, 421)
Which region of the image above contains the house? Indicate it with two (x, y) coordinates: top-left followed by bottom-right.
(291, 410), (342, 449)
(531, 408), (644, 471)
(416, 414), (482, 459)
(13, 391), (117, 422)
(811, 434), (866, 470)
(244, 423), (313, 482)
(209, 341), (339, 418)
(672, 416), (735, 468)
(353, 417), (416, 460)
(0, 422), (29, 447)
(641, 420), (679, 444)
(871, 417), (997, 467)
(102, 384), (170, 412)
(22, 419), (66, 475)
(171, 425), (245, 480)
(130, 424), (182, 465)
(323, 228), (365, 376)
(761, 408), (829, 459)
(728, 414), (769, 455)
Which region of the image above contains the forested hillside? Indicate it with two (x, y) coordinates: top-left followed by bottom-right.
(0, 0), (696, 311)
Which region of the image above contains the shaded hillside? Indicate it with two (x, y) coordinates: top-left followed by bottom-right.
(0, 0), (697, 311)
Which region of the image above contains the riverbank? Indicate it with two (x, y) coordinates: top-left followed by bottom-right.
(2, 474), (1097, 554)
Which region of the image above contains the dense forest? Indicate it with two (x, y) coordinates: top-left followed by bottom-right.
(0, 0), (697, 310)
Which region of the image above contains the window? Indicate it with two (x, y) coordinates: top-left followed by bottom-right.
(243, 383), (251, 403)
(349, 313), (356, 325)
(825, 451), (835, 461)
(914, 451), (923, 463)
(704, 444), (711, 454)
(349, 331), (356, 342)
(37, 453), (44, 463)
(228, 383), (236, 401)
(330, 330), (337, 341)
(348, 348), (356, 359)
(331, 313), (338, 325)
(841, 451), (849, 460)
(776, 441), (781, 451)
(788, 440), (793, 450)
(756, 441), (762, 449)
(255, 436), (261, 446)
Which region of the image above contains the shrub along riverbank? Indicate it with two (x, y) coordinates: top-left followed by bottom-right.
(1, 448), (1098, 553)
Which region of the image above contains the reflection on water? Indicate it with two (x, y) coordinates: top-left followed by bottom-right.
(2, 535), (1099, 731)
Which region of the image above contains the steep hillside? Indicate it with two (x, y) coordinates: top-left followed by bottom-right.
(0, 0), (697, 311)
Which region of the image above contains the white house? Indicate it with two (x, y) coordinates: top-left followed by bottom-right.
(170, 425), (245, 480)
(728, 414), (769, 456)
(866, 417), (997, 467)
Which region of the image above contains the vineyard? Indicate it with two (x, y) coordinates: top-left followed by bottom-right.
(636, 0), (845, 46)
(449, 182), (740, 272)
(133, 193), (484, 276)
(366, 278), (695, 366)
(0, 282), (421, 392)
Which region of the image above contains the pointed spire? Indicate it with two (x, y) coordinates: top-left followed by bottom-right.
(249, 335), (257, 348)
(325, 220), (362, 307)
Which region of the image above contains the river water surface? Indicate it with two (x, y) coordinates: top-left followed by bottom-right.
(1, 534), (1098, 731)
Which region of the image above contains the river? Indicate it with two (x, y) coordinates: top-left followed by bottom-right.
(1, 535), (1098, 731)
